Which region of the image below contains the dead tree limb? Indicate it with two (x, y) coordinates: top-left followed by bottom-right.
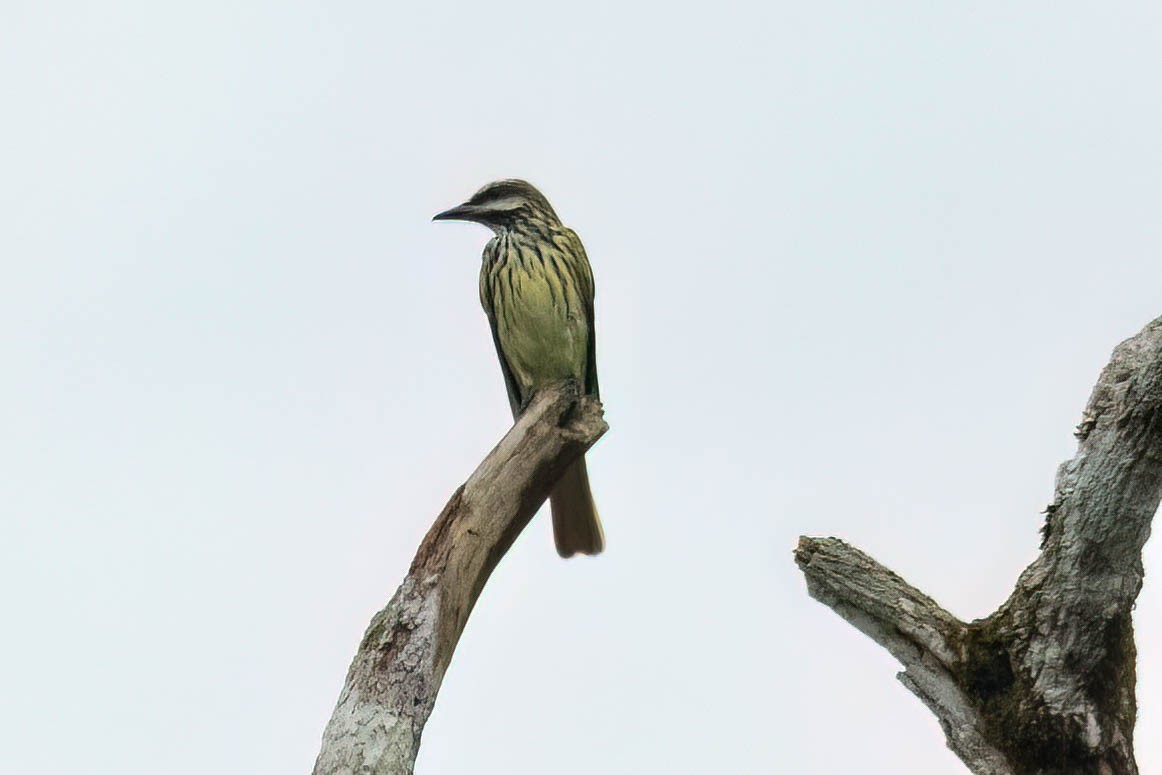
(312, 381), (607, 775)
(796, 315), (1162, 775)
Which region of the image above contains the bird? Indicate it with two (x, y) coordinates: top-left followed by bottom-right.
(434, 179), (604, 557)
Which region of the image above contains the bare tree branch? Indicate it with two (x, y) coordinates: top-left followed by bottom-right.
(796, 315), (1162, 775)
(794, 538), (1012, 773)
(312, 381), (607, 775)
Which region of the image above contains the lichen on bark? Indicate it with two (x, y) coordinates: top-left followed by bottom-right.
(797, 315), (1162, 774)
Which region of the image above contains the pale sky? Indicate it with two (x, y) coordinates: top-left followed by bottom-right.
(3, 2), (1161, 773)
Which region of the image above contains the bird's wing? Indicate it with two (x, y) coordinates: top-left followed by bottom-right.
(480, 239), (523, 416)
(564, 229), (599, 399)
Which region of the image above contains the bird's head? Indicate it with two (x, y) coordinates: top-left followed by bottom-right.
(433, 179), (560, 233)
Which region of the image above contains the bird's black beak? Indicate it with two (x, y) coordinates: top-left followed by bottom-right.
(432, 202), (480, 222)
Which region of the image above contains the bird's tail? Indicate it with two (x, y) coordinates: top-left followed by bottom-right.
(550, 457), (604, 558)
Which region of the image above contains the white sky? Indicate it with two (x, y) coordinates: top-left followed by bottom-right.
(3, 2), (1161, 773)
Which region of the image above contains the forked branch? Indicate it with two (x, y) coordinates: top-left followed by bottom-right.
(797, 316), (1162, 774)
(312, 381), (607, 775)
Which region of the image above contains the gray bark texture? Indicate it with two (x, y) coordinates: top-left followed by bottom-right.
(796, 315), (1162, 774)
(312, 382), (606, 775)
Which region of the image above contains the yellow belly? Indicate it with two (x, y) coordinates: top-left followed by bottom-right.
(497, 267), (588, 397)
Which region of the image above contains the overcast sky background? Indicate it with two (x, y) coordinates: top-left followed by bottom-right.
(3, 2), (1161, 773)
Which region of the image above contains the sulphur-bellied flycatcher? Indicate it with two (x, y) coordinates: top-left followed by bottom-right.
(434, 179), (604, 557)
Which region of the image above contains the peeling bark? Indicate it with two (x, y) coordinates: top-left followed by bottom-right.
(312, 382), (607, 775)
(797, 316), (1162, 774)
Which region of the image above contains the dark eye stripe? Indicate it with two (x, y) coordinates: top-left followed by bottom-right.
(467, 180), (559, 222)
